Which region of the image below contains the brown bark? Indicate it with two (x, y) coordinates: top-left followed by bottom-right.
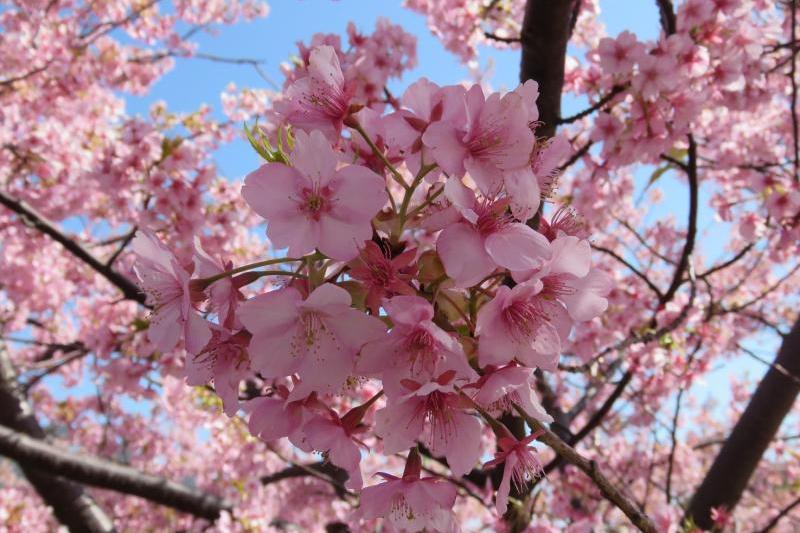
(0, 346), (116, 532)
(686, 318), (800, 529)
(519, 0), (578, 137)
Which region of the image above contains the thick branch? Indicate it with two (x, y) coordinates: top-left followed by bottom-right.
(0, 424), (231, 520)
(0, 347), (116, 532)
(519, 0), (577, 138)
(686, 317), (800, 528)
(514, 404), (658, 532)
(0, 191), (146, 305)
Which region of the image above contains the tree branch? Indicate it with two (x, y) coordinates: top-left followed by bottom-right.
(0, 190), (146, 305)
(686, 317), (800, 528)
(0, 424), (232, 520)
(514, 404), (658, 532)
(519, 0), (578, 138)
(0, 346), (116, 532)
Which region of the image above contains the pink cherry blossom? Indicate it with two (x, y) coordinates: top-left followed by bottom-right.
(597, 31), (643, 76)
(132, 229), (211, 354)
(422, 84), (535, 194)
(358, 450), (458, 532)
(436, 178), (551, 287)
(242, 129), (387, 261)
(184, 327), (250, 416)
(238, 283), (386, 395)
(358, 295), (476, 385)
(484, 432), (545, 515)
(375, 370), (482, 477)
(347, 241), (417, 314)
(275, 45), (353, 140)
(475, 281), (566, 370)
(469, 364), (553, 422)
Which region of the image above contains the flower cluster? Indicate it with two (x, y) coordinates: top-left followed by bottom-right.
(133, 38), (609, 529)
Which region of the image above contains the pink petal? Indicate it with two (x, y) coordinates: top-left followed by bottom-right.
(241, 163), (301, 220)
(184, 311), (212, 355)
(291, 130), (339, 185)
(421, 121), (467, 176)
(427, 410), (482, 477)
(374, 398), (423, 454)
(436, 222), (495, 287)
(495, 452), (518, 515)
(504, 167), (541, 221)
(485, 223), (551, 272)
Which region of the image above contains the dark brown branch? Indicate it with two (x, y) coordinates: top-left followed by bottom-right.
(0, 190), (146, 306)
(558, 84), (628, 125)
(655, 0), (677, 35)
(483, 31), (520, 43)
(592, 244), (664, 299)
(260, 461), (350, 499)
(0, 346), (116, 532)
(519, 0), (578, 138)
(0, 424), (231, 520)
(660, 135), (698, 306)
(514, 404), (658, 532)
(686, 317), (800, 528)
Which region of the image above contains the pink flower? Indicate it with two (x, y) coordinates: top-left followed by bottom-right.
(245, 384), (323, 451)
(469, 364), (552, 423)
(436, 178), (551, 287)
(374, 370), (482, 477)
(242, 129), (387, 261)
(358, 450), (458, 532)
(484, 432), (544, 515)
(358, 295), (476, 386)
(422, 84), (535, 195)
(633, 54), (678, 100)
(192, 239), (242, 330)
(184, 327), (250, 416)
(303, 414), (365, 490)
(276, 45), (353, 140)
(597, 31), (643, 76)
(348, 241), (417, 314)
(132, 229), (211, 354)
(475, 281), (567, 370)
(239, 283), (386, 395)
(514, 235), (611, 322)
(384, 78), (465, 175)
(303, 396), (380, 490)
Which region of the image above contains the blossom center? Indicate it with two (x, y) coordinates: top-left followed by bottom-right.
(503, 300), (545, 341)
(299, 185), (333, 220)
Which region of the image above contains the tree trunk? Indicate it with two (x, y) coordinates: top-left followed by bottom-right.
(686, 318), (800, 529)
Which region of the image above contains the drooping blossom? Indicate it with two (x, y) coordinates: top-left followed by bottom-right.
(239, 283), (386, 395)
(484, 431), (545, 515)
(468, 364), (553, 423)
(358, 295), (476, 384)
(348, 241), (417, 314)
(475, 281), (567, 370)
(303, 396), (380, 490)
(245, 383), (324, 451)
(132, 229), (211, 354)
(275, 45), (353, 140)
(513, 235), (611, 322)
(242, 129), (387, 261)
(184, 327), (250, 416)
(357, 450), (458, 532)
(192, 239), (242, 330)
(374, 369), (482, 477)
(436, 178), (551, 287)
